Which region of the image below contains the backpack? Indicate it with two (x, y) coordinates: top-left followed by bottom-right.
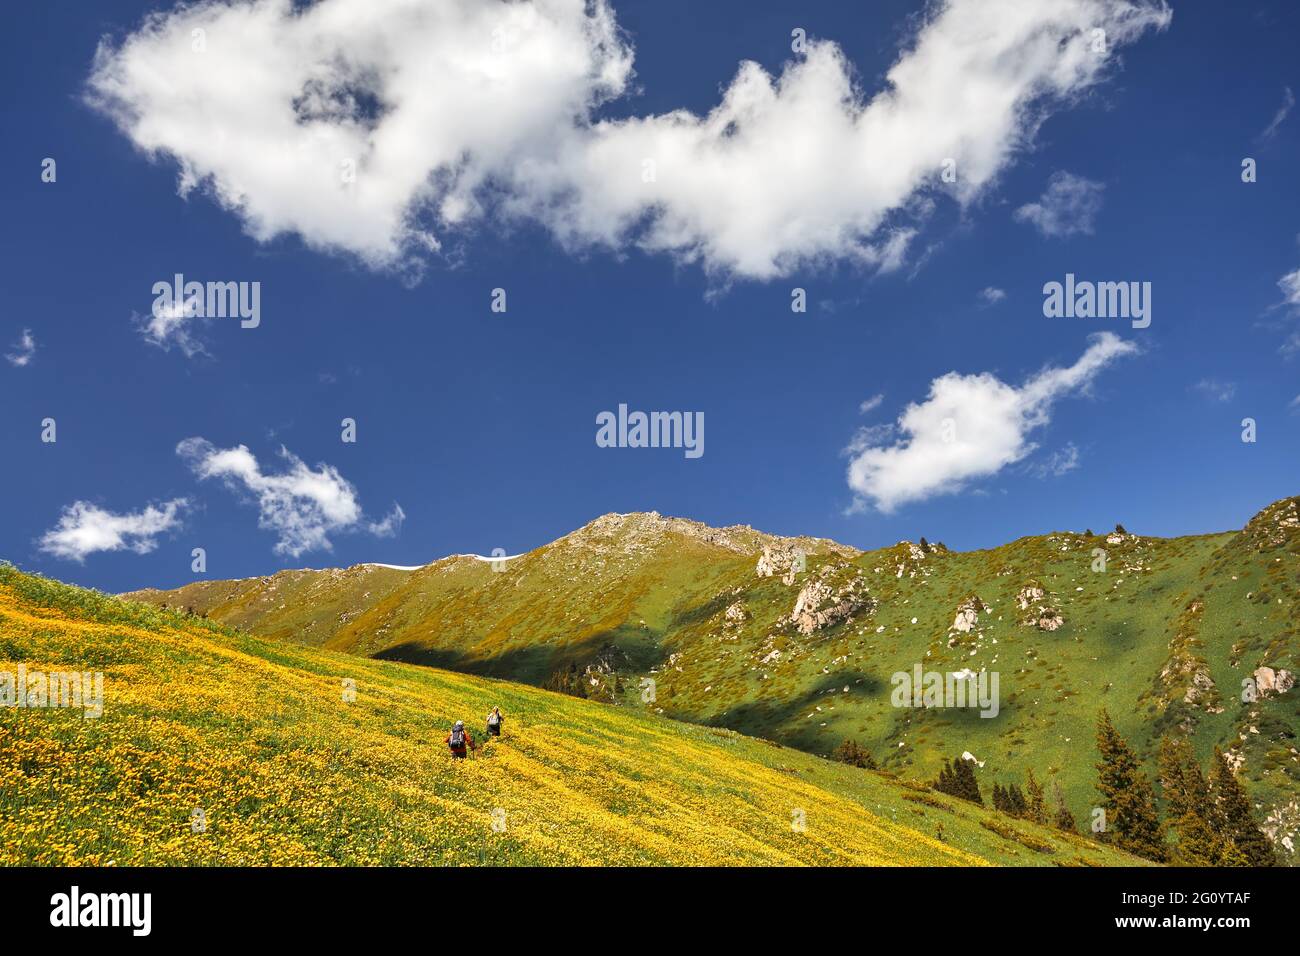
(487, 712), (500, 727)
(449, 727), (465, 748)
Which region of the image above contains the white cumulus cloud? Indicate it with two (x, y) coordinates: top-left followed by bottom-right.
(176, 437), (402, 556)
(86, 0), (1170, 281)
(39, 499), (188, 562)
(1014, 170), (1106, 238)
(846, 332), (1139, 511)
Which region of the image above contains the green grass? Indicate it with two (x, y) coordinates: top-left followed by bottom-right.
(0, 563), (1146, 866)
(124, 498), (1300, 862)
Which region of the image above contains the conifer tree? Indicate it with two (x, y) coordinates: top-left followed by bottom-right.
(935, 755), (982, 805)
(953, 755), (983, 805)
(1218, 840), (1251, 867)
(1158, 735), (1223, 863)
(1025, 770), (1047, 825)
(1007, 783), (1028, 818)
(1171, 809), (1222, 866)
(935, 760), (957, 799)
(1050, 780), (1076, 832)
(1208, 747), (1274, 866)
(1095, 710), (1166, 861)
(1157, 736), (1192, 821)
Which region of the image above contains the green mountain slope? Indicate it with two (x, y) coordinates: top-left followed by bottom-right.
(126, 499), (1300, 861)
(0, 564), (1143, 866)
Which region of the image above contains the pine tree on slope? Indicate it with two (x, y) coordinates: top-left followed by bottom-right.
(1095, 710), (1166, 862)
(1006, 783), (1028, 818)
(935, 756), (983, 806)
(1208, 747), (1274, 867)
(1051, 779), (1076, 833)
(954, 755), (983, 806)
(1158, 736), (1222, 865)
(1025, 770), (1047, 825)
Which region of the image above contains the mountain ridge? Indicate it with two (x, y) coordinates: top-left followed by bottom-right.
(2, 562), (1146, 866)
(123, 495), (1300, 862)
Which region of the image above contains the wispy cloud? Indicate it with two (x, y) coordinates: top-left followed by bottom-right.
(1276, 267), (1300, 355)
(368, 504), (406, 538)
(978, 287), (1006, 307)
(846, 333), (1139, 512)
(176, 438), (403, 557)
(1191, 378), (1237, 403)
(39, 499), (188, 562)
(858, 394), (885, 414)
(1013, 171), (1105, 238)
(5, 328), (36, 367)
(136, 298), (208, 358)
(1259, 86), (1294, 141)
(1029, 443), (1081, 478)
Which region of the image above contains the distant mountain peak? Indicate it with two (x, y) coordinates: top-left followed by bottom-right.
(564, 510), (860, 559)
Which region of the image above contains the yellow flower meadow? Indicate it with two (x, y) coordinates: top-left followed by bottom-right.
(0, 566), (1140, 866)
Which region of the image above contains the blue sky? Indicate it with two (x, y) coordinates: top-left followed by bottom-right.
(1, 0), (1298, 593)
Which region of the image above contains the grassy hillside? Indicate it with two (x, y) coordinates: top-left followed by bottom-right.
(0, 564), (1144, 866)
(126, 499), (1300, 861)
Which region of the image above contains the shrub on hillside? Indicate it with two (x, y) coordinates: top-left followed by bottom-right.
(832, 738), (877, 769)
(543, 663), (589, 700)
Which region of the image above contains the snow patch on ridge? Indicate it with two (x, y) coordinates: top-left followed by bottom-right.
(360, 553), (526, 571)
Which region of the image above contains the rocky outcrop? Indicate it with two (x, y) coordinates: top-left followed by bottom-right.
(1262, 799), (1300, 858)
(1156, 599), (1224, 716)
(891, 541), (928, 578)
(950, 595), (989, 633)
(1240, 497), (1300, 549)
(1015, 583), (1062, 631)
(1016, 585), (1045, 610)
(1033, 608), (1064, 632)
(789, 566), (875, 635)
(1254, 666), (1295, 697)
(1182, 670), (1218, 707)
(756, 543), (807, 584)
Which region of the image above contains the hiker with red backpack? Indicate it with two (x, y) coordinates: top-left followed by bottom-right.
(446, 720), (476, 759)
